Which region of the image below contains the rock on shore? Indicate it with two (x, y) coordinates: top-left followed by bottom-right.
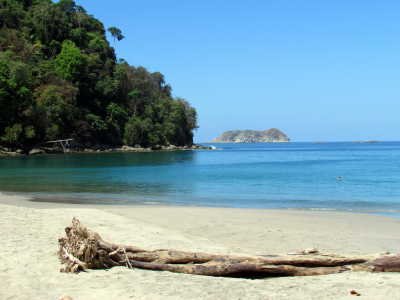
(0, 144), (213, 157)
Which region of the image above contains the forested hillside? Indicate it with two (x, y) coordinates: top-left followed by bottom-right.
(0, 0), (197, 151)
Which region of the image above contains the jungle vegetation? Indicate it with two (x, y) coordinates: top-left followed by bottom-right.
(0, 0), (198, 150)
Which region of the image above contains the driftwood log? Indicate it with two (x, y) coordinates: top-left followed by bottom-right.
(58, 218), (400, 278)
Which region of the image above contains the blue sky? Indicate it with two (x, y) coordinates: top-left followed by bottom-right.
(76, 0), (400, 142)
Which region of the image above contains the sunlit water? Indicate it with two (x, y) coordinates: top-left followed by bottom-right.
(1, 142), (400, 215)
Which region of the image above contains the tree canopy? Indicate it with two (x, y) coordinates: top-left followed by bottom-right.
(0, 0), (197, 150)
(107, 27), (124, 42)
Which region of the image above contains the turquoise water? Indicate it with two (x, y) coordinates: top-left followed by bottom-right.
(1, 142), (400, 214)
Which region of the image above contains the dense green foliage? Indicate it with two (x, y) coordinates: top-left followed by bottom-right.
(0, 0), (197, 149)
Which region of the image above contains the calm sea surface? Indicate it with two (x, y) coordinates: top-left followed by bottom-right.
(1, 142), (400, 215)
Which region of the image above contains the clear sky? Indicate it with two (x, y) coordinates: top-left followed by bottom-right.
(76, 0), (400, 142)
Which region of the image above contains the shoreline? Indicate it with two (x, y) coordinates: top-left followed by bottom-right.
(2, 192), (400, 255)
(1, 192), (400, 299)
(2, 190), (400, 219)
(0, 143), (216, 157)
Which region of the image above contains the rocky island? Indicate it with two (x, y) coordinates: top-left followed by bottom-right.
(212, 128), (290, 143)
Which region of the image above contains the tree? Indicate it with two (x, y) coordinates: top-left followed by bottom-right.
(107, 26), (124, 43)
(0, 0), (26, 28)
(123, 116), (149, 146)
(34, 80), (78, 140)
(55, 40), (86, 82)
(0, 51), (32, 135)
(1, 124), (23, 145)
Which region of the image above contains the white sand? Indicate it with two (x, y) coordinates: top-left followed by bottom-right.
(1, 193), (400, 300)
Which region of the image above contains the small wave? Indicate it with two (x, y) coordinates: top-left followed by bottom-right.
(0, 191), (32, 203)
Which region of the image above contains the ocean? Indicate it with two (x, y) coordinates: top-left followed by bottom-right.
(1, 142), (400, 215)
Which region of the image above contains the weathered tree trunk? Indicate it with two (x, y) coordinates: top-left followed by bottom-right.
(58, 218), (400, 278)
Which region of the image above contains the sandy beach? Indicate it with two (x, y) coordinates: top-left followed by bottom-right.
(1, 193), (400, 300)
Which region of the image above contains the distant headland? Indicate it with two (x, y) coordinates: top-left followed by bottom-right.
(212, 128), (290, 143)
